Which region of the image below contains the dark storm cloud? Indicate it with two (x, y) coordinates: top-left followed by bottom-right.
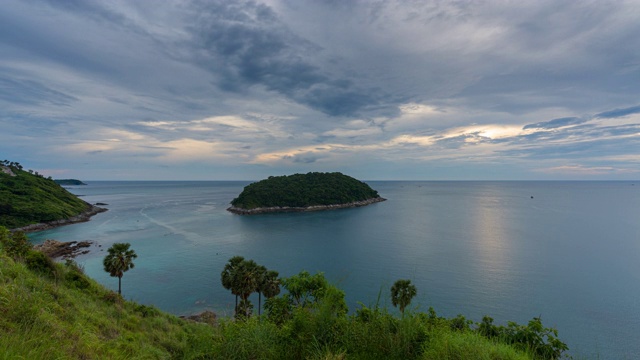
(189, 0), (389, 116)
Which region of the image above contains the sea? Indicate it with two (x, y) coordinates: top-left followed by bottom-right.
(28, 181), (640, 359)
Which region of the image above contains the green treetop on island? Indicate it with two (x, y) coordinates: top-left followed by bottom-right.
(230, 172), (383, 210)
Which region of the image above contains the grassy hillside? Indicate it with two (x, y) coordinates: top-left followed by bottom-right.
(0, 227), (567, 359)
(230, 172), (383, 210)
(0, 161), (90, 228)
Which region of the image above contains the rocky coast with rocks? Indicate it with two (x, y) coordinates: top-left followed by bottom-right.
(12, 204), (107, 233)
(33, 239), (96, 259)
(227, 197), (386, 215)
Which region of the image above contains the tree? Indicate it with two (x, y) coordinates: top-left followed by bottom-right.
(221, 257), (267, 320)
(221, 256), (245, 311)
(257, 268), (280, 316)
(391, 279), (417, 317)
(235, 259), (260, 319)
(103, 243), (137, 296)
(282, 270), (329, 307)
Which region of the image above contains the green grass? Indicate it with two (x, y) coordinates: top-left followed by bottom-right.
(0, 251), (215, 359)
(0, 243), (564, 359)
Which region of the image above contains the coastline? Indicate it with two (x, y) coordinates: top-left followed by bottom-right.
(227, 197), (386, 215)
(12, 204), (108, 233)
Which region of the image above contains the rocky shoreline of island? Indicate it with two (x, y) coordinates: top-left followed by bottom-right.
(12, 204), (108, 233)
(227, 197), (386, 215)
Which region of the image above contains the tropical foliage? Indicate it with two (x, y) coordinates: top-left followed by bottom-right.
(230, 172), (382, 209)
(218, 256), (568, 359)
(0, 160), (90, 228)
(1, 243), (568, 359)
(220, 257), (281, 320)
(391, 279), (418, 316)
(103, 242), (138, 295)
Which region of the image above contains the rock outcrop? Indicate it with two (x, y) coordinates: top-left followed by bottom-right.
(227, 197), (386, 215)
(33, 239), (93, 259)
(13, 205), (108, 232)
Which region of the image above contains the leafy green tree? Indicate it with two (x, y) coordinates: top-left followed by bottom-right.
(265, 270), (347, 324)
(282, 270), (330, 307)
(103, 243), (137, 295)
(391, 279), (417, 317)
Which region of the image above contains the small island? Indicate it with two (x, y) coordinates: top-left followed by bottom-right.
(227, 172), (386, 215)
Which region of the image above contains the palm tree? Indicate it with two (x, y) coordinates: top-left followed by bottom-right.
(221, 256), (245, 311)
(391, 279), (417, 317)
(103, 243), (137, 296)
(257, 268), (281, 316)
(236, 259), (259, 319)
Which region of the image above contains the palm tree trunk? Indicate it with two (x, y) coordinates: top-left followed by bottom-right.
(258, 293), (262, 317)
(118, 276), (122, 295)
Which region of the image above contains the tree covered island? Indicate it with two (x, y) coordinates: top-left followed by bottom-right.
(228, 172), (386, 214)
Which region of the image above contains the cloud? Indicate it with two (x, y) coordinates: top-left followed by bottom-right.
(523, 117), (587, 130)
(2, 0), (640, 180)
(0, 76), (77, 106)
(188, 0), (394, 116)
(595, 105), (640, 119)
(538, 164), (637, 175)
(284, 152), (320, 164)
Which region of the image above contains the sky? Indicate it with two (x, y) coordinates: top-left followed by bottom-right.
(1, 0), (640, 181)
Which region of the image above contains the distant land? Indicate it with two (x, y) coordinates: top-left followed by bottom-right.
(228, 172), (386, 214)
(0, 161), (105, 230)
(54, 179), (87, 186)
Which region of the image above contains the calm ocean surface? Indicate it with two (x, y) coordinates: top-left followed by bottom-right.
(29, 181), (640, 359)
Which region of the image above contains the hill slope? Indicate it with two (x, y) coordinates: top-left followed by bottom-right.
(0, 239), (553, 360)
(229, 172), (385, 214)
(0, 162), (94, 229)
(0, 241), (216, 359)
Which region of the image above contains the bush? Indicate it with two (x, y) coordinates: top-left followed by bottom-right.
(134, 304), (160, 318)
(476, 316), (568, 360)
(1, 229), (32, 259)
(24, 250), (57, 278)
(64, 270), (91, 289)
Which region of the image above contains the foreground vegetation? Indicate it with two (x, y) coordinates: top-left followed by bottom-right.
(230, 172), (384, 210)
(1, 227), (567, 359)
(0, 227), (215, 359)
(0, 160), (90, 228)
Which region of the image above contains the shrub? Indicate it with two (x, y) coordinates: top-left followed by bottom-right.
(1, 230), (32, 259)
(64, 269), (91, 289)
(24, 250), (57, 278)
(134, 304), (160, 318)
(476, 315), (568, 359)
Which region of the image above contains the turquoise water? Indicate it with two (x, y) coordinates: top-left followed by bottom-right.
(29, 181), (640, 359)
